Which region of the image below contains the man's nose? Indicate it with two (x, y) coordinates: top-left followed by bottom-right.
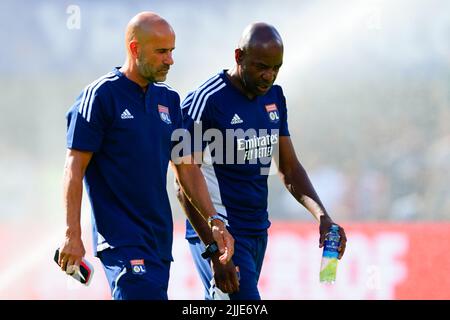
(262, 70), (275, 82)
(164, 52), (174, 65)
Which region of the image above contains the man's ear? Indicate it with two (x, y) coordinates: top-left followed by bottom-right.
(235, 48), (244, 64)
(129, 40), (139, 59)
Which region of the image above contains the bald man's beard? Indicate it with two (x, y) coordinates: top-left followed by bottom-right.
(136, 54), (168, 83)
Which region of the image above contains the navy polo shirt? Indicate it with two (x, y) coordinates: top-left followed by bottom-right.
(66, 68), (182, 261)
(182, 70), (290, 239)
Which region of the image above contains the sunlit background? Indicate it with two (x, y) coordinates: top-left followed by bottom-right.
(0, 0), (449, 299)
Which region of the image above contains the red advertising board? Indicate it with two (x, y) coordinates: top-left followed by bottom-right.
(264, 223), (450, 299)
(0, 222), (449, 299)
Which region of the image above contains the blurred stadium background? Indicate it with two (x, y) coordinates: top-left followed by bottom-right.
(0, 0), (449, 299)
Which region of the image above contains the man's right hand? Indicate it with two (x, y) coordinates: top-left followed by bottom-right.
(211, 254), (239, 294)
(61, 149), (91, 274)
(58, 235), (86, 274)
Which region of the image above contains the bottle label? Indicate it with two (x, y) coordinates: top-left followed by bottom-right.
(323, 236), (340, 259)
(320, 227), (340, 283)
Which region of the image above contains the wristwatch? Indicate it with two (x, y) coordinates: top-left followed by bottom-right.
(201, 241), (219, 259)
(207, 214), (227, 227)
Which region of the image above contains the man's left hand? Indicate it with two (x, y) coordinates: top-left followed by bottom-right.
(319, 216), (347, 259)
(210, 220), (234, 264)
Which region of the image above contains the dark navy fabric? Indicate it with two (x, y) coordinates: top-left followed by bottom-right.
(66, 67), (182, 261)
(98, 245), (171, 300)
(182, 70), (290, 239)
(188, 233), (268, 300)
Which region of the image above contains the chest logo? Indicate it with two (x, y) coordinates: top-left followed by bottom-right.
(120, 108), (134, 119)
(230, 113), (244, 125)
(158, 104), (172, 124)
(265, 103), (280, 123)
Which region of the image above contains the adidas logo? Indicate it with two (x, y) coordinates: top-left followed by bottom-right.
(230, 114), (243, 124)
(121, 109), (134, 119)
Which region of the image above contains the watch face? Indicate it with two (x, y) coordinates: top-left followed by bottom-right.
(210, 243), (218, 253)
(202, 242), (219, 259)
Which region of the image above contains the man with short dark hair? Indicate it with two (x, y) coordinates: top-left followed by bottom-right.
(177, 22), (347, 300)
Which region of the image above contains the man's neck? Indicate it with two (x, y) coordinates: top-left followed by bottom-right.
(120, 62), (149, 91)
(226, 67), (255, 100)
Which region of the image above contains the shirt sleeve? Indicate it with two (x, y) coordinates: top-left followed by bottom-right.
(170, 91), (184, 148)
(66, 88), (108, 152)
(180, 90), (211, 156)
(277, 86), (290, 137)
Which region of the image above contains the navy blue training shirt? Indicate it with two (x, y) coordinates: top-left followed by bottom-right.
(182, 70), (290, 239)
(66, 68), (181, 261)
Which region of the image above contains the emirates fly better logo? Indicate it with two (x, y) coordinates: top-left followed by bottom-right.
(170, 124), (281, 175)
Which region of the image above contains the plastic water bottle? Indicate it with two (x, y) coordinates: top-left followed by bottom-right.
(320, 224), (341, 284)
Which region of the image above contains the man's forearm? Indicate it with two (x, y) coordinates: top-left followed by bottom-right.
(63, 166), (83, 237)
(173, 163), (216, 220)
(176, 187), (215, 245)
(282, 164), (331, 222)
(58, 149), (91, 269)
(173, 161), (234, 263)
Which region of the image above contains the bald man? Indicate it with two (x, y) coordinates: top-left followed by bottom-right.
(177, 23), (347, 300)
(58, 12), (235, 300)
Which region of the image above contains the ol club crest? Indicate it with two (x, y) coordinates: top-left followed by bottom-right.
(158, 104), (172, 124)
(130, 259), (146, 275)
(265, 103), (280, 123)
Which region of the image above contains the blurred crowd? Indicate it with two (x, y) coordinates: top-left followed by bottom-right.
(274, 77), (450, 221)
(0, 0), (449, 222)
